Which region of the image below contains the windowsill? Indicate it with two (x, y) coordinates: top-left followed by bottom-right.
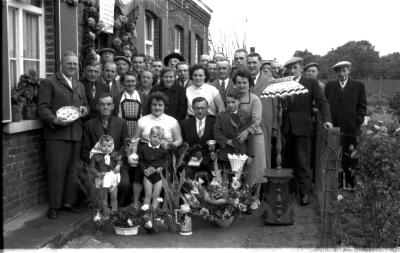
(3, 119), (43, 134)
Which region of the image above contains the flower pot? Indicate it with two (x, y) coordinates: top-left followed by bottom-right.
(23, 104), (37, 119)
(114, 225), (139, 235)
(214, 216), (235, 228)
(12, 104), (23, 122)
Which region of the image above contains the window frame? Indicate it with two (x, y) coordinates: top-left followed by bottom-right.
(3, 0), (45, 123)
(144, 12), (154, 57)
(174, 25), (183, 54)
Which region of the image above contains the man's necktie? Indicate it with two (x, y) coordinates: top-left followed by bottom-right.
(91, 83), (96, 99)
(221, 80), (226, 94)
(197, 119), (204, 138)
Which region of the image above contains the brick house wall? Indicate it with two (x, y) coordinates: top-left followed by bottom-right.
(2, 1), (56, 221)
(3, 0), (211, 221)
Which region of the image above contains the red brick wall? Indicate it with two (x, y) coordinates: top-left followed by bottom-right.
(3, 1), (56, 221)
(2, 130), (47, 221)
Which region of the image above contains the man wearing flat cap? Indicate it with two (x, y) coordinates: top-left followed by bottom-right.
(115, 55), (132, 84)
(304, 62), (325, 91)
(282, 56), (332, 205)
(99, 48), (116, 63)
(164, 52), (185, 71)
(324, 61), (366, 188)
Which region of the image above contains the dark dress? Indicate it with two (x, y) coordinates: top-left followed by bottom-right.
(138, 143), (170, 184)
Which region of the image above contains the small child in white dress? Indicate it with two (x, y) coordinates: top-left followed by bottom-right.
(89, 135), (122, 215)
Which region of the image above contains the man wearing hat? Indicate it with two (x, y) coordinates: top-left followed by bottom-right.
(324, 61), (367, 188)
(260, 60), (273, 79)
(163, 52), (185, 71)
(114, 55), (132, 85)
(99, 48), (116, 63)
(304, 62), (325, 90)
(282, 56), (332, 205)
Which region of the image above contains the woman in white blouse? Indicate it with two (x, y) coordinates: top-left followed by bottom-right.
(130, 91), (183, 208)
(186, 64), (225, 116)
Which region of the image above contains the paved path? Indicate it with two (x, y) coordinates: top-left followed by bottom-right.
(63, 200), (320, 248)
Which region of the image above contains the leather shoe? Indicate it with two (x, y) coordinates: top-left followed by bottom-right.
(61, 204), (81, 213)
(47, 208), (58, 219)
(300, 194), (310, 206)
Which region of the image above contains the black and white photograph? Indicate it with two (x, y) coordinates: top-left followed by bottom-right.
(2, 0), (400, 250)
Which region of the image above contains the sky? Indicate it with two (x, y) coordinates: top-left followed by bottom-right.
(202, 0), (400, 64)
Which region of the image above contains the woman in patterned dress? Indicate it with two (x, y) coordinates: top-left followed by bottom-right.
(113, 72), (145, 138)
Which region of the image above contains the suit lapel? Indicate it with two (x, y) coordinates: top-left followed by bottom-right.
(56, 72), (73, 91)
(341, 79), (352, 98)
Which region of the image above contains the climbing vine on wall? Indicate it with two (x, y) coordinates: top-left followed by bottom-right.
(79, 0), (140, 75)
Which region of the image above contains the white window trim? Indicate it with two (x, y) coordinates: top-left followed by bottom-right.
(8, 1), (45, 81)
(144, 13), (154, 57)
(194, 36), (199, 63)
(174, 26), (182, 54)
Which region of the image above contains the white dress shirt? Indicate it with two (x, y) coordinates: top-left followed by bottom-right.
(340, 79), (348, 89)
(196, 117), (206, 137)
(61, 72), (73, 88)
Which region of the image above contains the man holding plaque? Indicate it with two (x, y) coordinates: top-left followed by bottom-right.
(38, 51), (89, 219)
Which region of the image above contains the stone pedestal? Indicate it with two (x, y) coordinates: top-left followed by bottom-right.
(264, 168), (294, 225)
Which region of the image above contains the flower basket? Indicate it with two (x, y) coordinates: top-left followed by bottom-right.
(114, 225), (139, 235)
(214, 216), (235, 228)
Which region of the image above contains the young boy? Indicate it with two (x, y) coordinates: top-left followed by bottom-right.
(138, 126), (170, 211)
(214, 89), (253, 170)
(89, 135), (122, 216)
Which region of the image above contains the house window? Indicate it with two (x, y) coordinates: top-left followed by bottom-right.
(194, 35), (200, 63)
(144, 13), (154, 57)
(7, 0), (45, 88)
(174, 26), (183, 54)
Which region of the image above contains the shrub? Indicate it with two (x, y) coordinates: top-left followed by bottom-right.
(337, 119), (400, 248)
(388, 92), (400, 120)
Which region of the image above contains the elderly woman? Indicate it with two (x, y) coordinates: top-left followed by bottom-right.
(233, 68), (266, 210)
(150, 68), (187, 121)
(186, 64), (225, 116)
(114, 72), (144, 138)
(130, 91), (183, 208)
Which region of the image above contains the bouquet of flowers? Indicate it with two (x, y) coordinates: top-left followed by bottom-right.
(184, 153), (255, 225)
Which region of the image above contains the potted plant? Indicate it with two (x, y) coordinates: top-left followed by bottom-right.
(16, 70), (41, 120)
(109, 206), (144, 235)
(11, 87), (25, 122)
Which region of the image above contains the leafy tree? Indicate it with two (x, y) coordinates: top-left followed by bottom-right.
(380, 52), (400, 79)
(293, 49), (320, 65)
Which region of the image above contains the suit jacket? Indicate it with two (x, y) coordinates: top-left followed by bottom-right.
(210, 78), (236, 102)
(180, 115), (216, 165)
(150, 82), (188, 121)
(324, 79), (366, 136)
(38, 71), (88, 141)
(214, 111), (249, 161)
(80, 77), (110, 120)
(282, 76), (331, 136)
(81, 115), (128, 163)
(101, 77), (123, 97)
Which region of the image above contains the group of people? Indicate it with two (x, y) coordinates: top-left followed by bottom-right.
(38, 47), (366, 220)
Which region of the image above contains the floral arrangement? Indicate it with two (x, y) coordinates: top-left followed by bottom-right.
(184, 154), (255, 223)
(80, 0), (139, 75)
(11, 70), (40, 106)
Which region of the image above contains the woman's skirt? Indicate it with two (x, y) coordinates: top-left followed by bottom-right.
(246, 133), (267, 184)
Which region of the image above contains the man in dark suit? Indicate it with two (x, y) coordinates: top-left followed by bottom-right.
(38, 51), (89, 219)
(81, 93), (132, 207)
(210, 59), (236, 102)
(180, 97), (216, 179)
(325, 61), (367, 188)
(176, 62), (192, 88)
(151, 58), (163, 86)
(282, 57), (333, 205)
(101, 61), (122, 97)
(80, 60), (110, 120)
